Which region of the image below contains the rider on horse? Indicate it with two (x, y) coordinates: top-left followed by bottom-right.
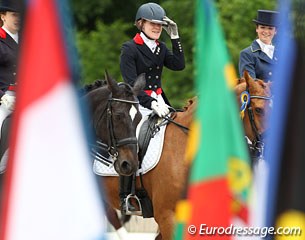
(0, 1), (20, 173)
(119, 2), (185, 214)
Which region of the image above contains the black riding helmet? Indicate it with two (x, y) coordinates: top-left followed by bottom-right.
(0, 0), (21, 12)
(135, 2), (167, 25)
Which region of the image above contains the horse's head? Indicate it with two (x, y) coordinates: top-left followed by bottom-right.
(235, 71), (273, 144)
(85, 72), (145, 176)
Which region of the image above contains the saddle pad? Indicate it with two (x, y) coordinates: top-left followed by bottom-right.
(93, 121), (167, 177)
(0, 149), (9, 174)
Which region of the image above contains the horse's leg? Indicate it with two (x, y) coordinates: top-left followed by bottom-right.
(105, 203), (122, 230)
(154, 208), (175, 240)
(148, 123), (189, 240)
(142, 171), (177, 240)
(102, 177), (130, 240)
(105, 205), (130, 240)
(155, 232), (162, 240)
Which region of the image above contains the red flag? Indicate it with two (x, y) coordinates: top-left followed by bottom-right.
(0, 1), (106, 239)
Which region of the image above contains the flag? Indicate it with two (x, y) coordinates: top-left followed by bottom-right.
(0, 0), (106, 239)
(174, 0), (251, 239)
(264, 0), (305, 238)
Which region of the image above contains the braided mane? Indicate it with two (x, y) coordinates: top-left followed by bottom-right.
(78, 79), (107, 96)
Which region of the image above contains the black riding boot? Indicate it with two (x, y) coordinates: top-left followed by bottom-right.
(0, 115), (11, 161)
(119, 175), (136, 214)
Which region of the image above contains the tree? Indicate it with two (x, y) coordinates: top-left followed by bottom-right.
(71, 0), (277, 107)
(216, 0), (277, 71)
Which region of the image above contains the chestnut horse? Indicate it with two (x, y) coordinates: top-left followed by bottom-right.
(234, 71), (273, 161)
(101, 97), (197, 240)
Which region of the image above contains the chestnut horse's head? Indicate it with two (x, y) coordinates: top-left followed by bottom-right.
(235, 71), (273, 157)
(84, 72), (145, 176)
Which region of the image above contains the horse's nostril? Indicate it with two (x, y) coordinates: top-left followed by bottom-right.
(121, 160), (132, 171)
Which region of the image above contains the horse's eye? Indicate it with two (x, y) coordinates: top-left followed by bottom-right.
(255, 108), (264, 116)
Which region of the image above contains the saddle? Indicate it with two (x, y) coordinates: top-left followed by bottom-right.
(138, 113), (159, 163)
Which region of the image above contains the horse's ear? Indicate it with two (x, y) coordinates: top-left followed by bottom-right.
(243, 70), (254, 88)
(133, 73), (146, 96)
(238, 77), (246, 84)
(105, 70), (120, 94)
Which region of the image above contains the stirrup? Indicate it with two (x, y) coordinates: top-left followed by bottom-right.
(125, 194), (142, 216)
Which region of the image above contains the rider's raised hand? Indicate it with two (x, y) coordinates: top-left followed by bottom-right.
(162, 16), (179, 39)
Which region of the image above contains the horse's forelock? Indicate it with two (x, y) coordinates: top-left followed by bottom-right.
(118, 82), (134, 98)
(257, 79), (267, 89)
(251, 79), (271, 96)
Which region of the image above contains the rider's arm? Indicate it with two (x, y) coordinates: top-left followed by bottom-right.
(239, 48), (256, 79)
(163, 40), (185, 71)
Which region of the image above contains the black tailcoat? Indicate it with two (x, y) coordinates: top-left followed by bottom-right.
(120, 33), (185, 108)
(0, 28), (18, 95)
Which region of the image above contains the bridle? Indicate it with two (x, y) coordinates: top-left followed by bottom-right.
(240, 89), (272, 159)
(91, 96), (139, 166)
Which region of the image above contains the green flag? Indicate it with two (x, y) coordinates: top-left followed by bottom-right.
(174, 0), (251, 239)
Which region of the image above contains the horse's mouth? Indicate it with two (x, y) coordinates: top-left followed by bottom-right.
(114, 160), (137, 176)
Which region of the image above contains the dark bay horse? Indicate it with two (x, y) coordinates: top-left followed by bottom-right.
(102, 97), (197, 240)
(82, 72), (145, 177)
(235, 71), (273, 161)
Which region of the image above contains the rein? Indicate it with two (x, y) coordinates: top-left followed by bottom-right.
(163, 115), (189, 134)
(162, 108), (189, 134)
(240, 90), (272, 159)
(92, 97), (139, 165)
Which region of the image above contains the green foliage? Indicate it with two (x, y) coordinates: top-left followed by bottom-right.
(71, 0), (278, 107)
(216, 0), (277, 72)
(70, 0), (112, 30)
(76, 20), (130, 84)
(161, 0), (195, 107)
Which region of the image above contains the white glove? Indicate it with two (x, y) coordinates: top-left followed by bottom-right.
(151, 100), (170, 117)
(162, 16), (179, 39)
(1, 94), (16, 111)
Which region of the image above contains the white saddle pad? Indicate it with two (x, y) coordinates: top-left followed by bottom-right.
(0, 149), (9, 174)
(93, 118), (166, 176)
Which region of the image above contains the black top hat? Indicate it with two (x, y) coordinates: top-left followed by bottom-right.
(253, 10), (279, 27)
(0, 0), (21, 12)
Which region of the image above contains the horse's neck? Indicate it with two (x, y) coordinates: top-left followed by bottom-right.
(175, 110), (193, 128)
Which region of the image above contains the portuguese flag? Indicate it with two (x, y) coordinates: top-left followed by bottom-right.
(174, 0), (251, 239)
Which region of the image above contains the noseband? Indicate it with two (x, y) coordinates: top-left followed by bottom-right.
(240, 90), (273, 159)
(92, 97), (139, 166)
